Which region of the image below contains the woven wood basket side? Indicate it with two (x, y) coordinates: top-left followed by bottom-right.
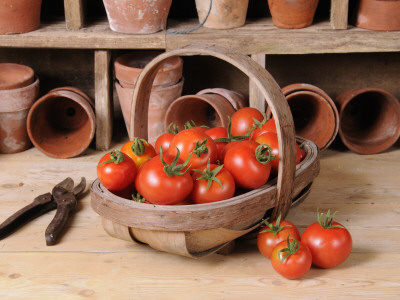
(129, 43), (297, 220)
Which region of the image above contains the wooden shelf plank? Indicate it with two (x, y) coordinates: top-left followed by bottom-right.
(1, 19), (399, 54)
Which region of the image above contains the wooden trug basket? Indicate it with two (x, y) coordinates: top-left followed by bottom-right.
(90, 43), (320, 259)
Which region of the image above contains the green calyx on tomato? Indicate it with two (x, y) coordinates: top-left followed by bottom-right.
(130, 138), (146, 156)
(279, 235), (300, 264)
(247, 112), (268, 134)
(160, 146), (191, 177)
(192, 159), (224, 190)
(192, 139), (209, 157)
(317, 209), (344, 229)
(255, 144), (276, 164)
(184, 120), (209, 130)
(260, 214), (291, 237)
(98, 150), (125, 166)
(167, 122), (179, 134)
(214, 117), (248, 143)
(132, 192), (146, 203)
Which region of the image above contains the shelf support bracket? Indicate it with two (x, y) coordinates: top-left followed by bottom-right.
(330, 0), (349, 30)
(64, 0), (85, 30)
(94, 50), (113, 151)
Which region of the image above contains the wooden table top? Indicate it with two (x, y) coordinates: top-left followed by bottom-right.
(1, 138), (399, 299)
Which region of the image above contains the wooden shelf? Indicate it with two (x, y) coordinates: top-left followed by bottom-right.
(1, 18), (399, 54)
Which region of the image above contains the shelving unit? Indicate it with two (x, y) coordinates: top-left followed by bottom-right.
(1, 0), (399, 150)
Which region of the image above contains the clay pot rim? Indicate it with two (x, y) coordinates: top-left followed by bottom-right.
(0, 76), (39, 94)
(196, 88), (248, 110)
(115, 77), (185, 92)
(115, 53), (183, 73)
(0, 63), (35, 90)
(27, 89), (96, 159)
(335, 87), (400, 155)
(49, 86), (95, 108)
(0, 78), (40, 113)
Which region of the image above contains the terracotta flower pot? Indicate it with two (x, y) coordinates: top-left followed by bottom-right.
(27, 88), (95, 159)
(164, 93), (236, 132)
(195, 0), (250, 29)
(0, 78), (39, 154)
(267, 83), (339, 151)
(115, 79), (184, 144)
(0, 0), (42, 34)
(103, 0), (172, 34)
(268, 0), (319, 29)
(335, 88), (400, 155)
(196, 88), (248, 110)
(114, 51), (183, 87)
(355, 0), (400, 31)
(0, 63), (35, 90)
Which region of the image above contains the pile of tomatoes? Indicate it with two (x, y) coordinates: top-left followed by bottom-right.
(96, 107), (305, 205)
(257, 210), (353, 279)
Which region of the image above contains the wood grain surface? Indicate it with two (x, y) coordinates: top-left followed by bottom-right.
(0, 138), (399, 299)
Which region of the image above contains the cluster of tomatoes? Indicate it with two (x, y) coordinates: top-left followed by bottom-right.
(96, 107), (305, 205)
(257, 210), (353, 279)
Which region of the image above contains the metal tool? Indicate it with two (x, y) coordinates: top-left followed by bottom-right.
(0, 177), (86, 246)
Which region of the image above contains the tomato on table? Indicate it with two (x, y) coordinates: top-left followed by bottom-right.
(97, 150), (137, 198)
(135, 148), (193, 205)
(230, 107), (264, 137)
(257, 214), (301, 259)
(167, 128), (218, 170)
(301, 210), (352, 268)
(121, 137), (156, 168)
(271, 237), (312, 280)
(190, 160), (236, 204)
(223, 140), (275, 189)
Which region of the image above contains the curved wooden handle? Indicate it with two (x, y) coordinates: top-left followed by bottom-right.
(129, 43), (296, 219)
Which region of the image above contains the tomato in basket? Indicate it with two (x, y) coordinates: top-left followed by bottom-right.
(154, 123), (179, 154)
(230, 107), (264, 137)
(121, 137), (156, 169)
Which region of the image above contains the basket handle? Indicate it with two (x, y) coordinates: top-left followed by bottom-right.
(129, 43), (297, 219)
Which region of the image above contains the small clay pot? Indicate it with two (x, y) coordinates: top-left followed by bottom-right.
(335, 88), (400, 155)
(196, 88), (248, 110)
(0, 0), (42, 34)
(103, 0), (172, 34)
(0, 78), (40, 154)
(195, 0), (250, 29)
(268, 0), (319, 29)
(27, 88), (95, 158)
(267, 83), (339, 151)
(114, 52), (183, 87)
(164, 93), (236, 132)
(115, 79), (184, 144)
(355, 0), (400, 31)
(0, 63), (35, 90)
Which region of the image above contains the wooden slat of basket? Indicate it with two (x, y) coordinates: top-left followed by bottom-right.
(129, 43), (297, 220)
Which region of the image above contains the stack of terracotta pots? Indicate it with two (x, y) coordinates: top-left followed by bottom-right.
(114, 51), (184, 144)
(0, 0), (42, 34)
(0, 63), (39, 154)
(27, 87), (96, 159)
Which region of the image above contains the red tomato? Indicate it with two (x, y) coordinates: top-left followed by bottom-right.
(167, 128), (218, 169)
(154, 123), (179, 154)
(191, 162), (236, 204)
(97, 150), (137, 198)
(271, 237), (312, 280)
(251, 118), (277, 140)
(121, 138), (156, 168)
(205, 126), (228, 163)
(301, 210), (352, 268)
(298, 142), (306, 162)
(230, 107), (263, 137)
(223, 140), (274, 189)
(257, 214), (301, 259)
(135, 150), (193, 205)
(255, 132), (301, 177)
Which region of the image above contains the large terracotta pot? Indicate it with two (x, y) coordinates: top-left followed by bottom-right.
(27, 87), (95, 159)
(103, 0), (172, 34)
(335, 88), (400, 155)
(355, 0), (400, 31)
(0, 78), (40, 154)
(116, 79), (184, 145)
(280, 83), (339, 151)
(195, 0), (250, 29)
(268, 0), (319, 29)
(0, 0), (42, 34)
